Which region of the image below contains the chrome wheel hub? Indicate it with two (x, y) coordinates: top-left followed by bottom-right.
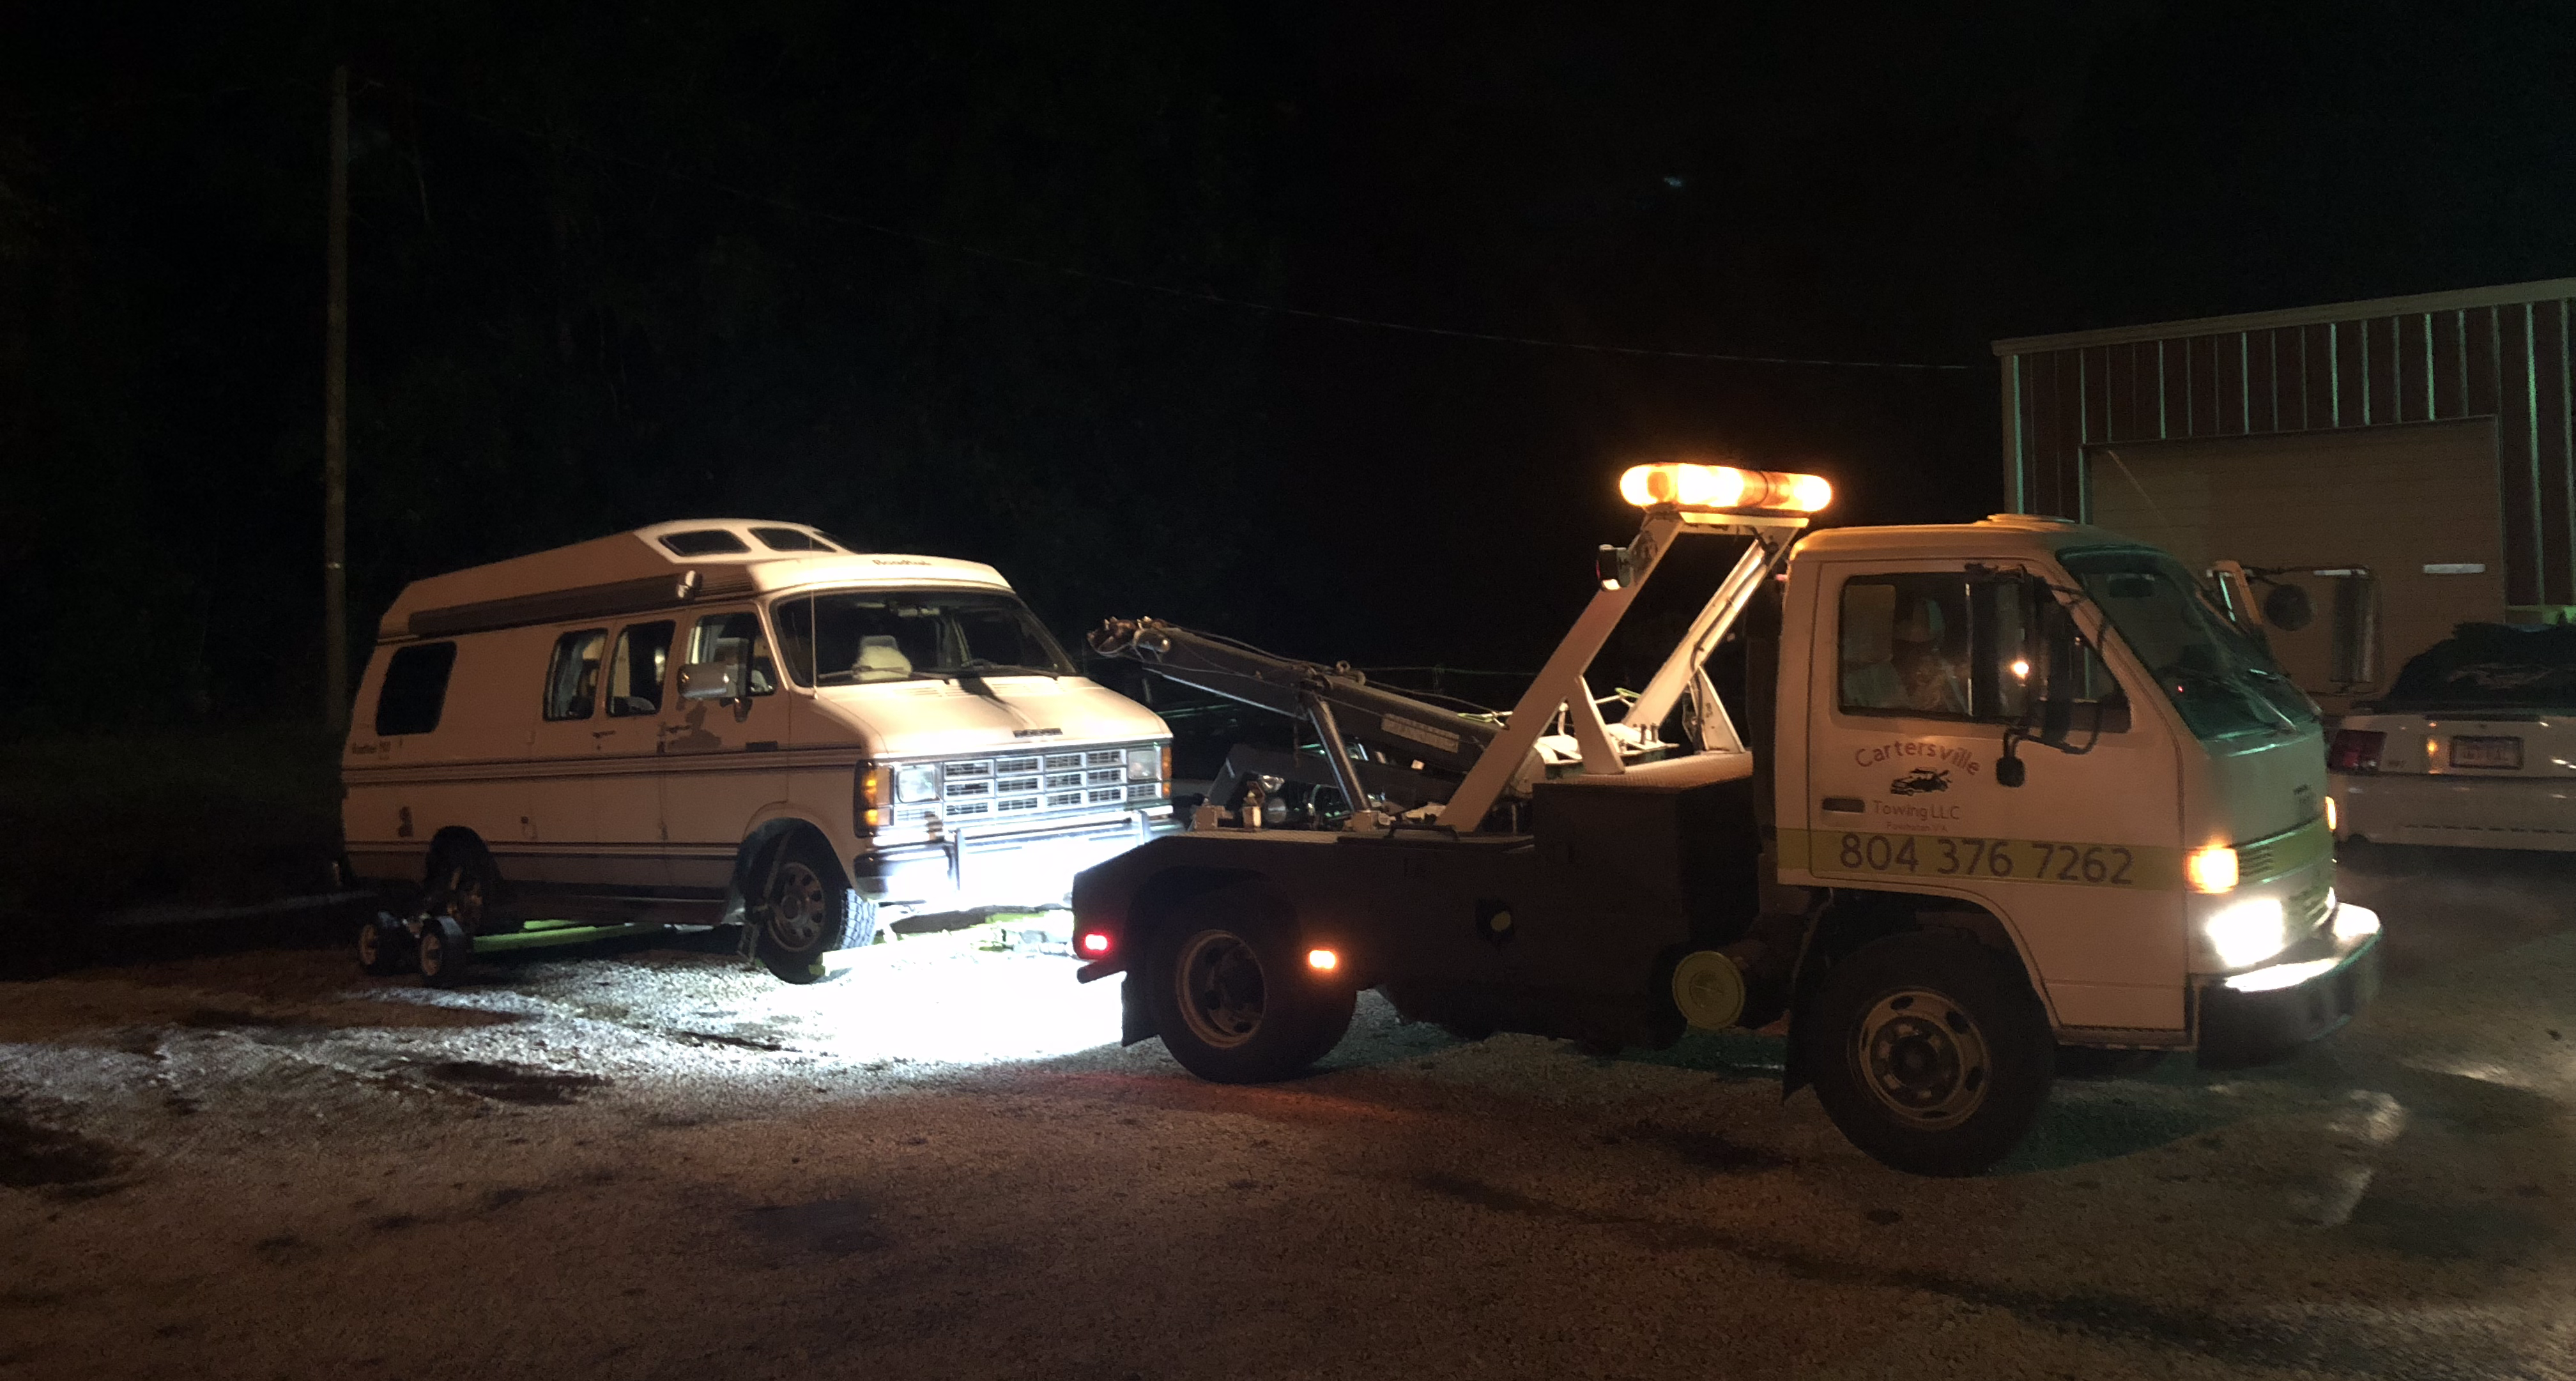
(1174, 929), (1266, 1049)
(766, 861), (829, 951)
(1856, 988), (1991, 1125)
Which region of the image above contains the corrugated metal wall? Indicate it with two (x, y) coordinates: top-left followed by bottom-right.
(2001, 291), (2576, 608)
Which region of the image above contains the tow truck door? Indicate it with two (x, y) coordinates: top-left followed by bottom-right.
(1791, 558), (2188, 1034)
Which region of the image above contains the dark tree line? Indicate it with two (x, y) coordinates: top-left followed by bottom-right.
(5, 1), (2571, 728)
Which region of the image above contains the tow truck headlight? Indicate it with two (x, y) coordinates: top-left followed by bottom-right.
(2332, 901), (2381, 944)
(2204, 896), (2288, 970)
(896, 763), (940, 804)
(2186, 844), (2239, 894)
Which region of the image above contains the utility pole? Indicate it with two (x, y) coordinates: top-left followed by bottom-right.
(323, 63), (349, 727)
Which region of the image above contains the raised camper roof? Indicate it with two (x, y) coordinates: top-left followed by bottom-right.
(375, 519), (1012, 643)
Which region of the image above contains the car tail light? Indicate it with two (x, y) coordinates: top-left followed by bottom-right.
(2327, 729), (2385, 774)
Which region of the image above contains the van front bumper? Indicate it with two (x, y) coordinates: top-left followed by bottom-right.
(2195, 904), (2383, 1070)
(851, 813), (1178, 913)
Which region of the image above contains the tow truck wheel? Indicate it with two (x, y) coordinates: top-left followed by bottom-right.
(1805, 933), (2053, 1177)
(751, 835), (857, 984)
(1149, 894), (1344, 1083)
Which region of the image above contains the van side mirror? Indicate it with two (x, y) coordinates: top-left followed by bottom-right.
(679, 659), (742, 703)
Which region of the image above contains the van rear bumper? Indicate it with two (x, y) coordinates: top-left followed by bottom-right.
(852, 813), (1176, 912)
(2195, 906), (2382, 1070)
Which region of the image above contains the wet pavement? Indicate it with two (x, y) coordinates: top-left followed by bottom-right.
(1, 844), (2572, 1380)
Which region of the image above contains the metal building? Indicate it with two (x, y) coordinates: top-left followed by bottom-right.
(1993, 276), (2576, 703)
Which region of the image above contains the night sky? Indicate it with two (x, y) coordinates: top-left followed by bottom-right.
(6, 1), (2572, 726)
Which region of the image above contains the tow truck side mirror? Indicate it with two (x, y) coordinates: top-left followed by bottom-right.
(2034, 596), (2077, 749)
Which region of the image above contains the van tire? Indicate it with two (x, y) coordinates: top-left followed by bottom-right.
(423, 839), (503, 937)
(751, 835), (858, 984)
(1803, 932), (2053, 1177)
(1146, 887), (1344, 1083)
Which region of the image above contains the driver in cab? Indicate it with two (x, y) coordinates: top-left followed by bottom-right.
(1841, 583), (1970, 716)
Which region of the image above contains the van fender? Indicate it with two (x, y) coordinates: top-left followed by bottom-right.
(726, 808), (851, 924)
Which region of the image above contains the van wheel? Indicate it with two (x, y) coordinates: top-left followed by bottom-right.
(751, 836), (857, 984)
(423, 841), (502, 937)
(1803, 933), (2053, 1177)
(1147, 889), (1347, 1083)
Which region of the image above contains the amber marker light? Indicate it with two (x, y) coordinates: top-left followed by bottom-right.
(1618, 463), (1832, 514)
(1306, 947), (1340, 972)
(2186, 843), (2239, 894)
(856, 765), (891, 830)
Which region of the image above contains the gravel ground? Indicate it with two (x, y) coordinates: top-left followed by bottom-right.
(3, 846), (2573, 1381)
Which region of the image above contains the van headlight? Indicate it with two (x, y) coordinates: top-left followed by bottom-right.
(1126, 745), (1162, 781)
(896, 763), (940, 803)
(2204, 896), (2288, 970)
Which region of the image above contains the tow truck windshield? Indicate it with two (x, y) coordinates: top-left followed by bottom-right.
(2059, 548), (2316, 742)
(774, 589), (1077, 687)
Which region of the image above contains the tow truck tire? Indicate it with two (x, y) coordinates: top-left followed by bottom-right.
(1804, 933), (2053, 1177)
(1148, 892), (1345, 1083)
(751, 835), (857, 985)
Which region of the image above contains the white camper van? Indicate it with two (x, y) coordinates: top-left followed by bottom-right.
(342, 519), (1177, 982)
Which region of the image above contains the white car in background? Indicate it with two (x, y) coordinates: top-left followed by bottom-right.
(2329, 623), (2576, 851)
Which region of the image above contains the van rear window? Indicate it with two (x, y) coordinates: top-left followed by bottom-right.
(659, 529), (749, 556)
(374, 642), (458, 736)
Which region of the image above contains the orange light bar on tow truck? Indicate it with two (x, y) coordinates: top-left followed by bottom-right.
(1618, 463), (1832, 514)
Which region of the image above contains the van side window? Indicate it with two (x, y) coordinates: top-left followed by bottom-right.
(687, 613), (777, 696)
(544, 629), (608, 720)
(606, 622), (675, 717)
(374, 641), (458, 736)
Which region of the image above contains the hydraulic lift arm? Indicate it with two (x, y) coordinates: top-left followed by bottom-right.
(1087, 618), (1503, 812)
(1094, 465), (1817, 832)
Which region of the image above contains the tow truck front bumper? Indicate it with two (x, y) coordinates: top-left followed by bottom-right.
(2195, 903), (2384, 1070)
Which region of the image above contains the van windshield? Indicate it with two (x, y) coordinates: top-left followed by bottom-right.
(2058, 547), (2317, 742)
(774, 590), (1076, 687)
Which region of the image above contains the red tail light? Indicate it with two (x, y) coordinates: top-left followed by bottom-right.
(1079, 931), (1112, 956)
(2327, 729), (2385, 774)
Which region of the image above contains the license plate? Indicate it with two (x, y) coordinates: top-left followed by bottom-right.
(2450, 735), (2524, 769)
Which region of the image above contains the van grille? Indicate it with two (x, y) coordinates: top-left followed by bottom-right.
(908, 742), (1163, 828)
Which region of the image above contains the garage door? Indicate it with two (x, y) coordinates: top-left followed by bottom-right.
(2085, 418), (2504, 712)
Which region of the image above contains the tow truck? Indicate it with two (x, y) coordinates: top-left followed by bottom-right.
(1070, 464), (2382, 1175)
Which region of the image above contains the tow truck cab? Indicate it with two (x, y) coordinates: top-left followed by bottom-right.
(1070, 468), (2380, 1175)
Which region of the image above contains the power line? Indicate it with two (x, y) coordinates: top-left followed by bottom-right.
(376, 78), (1984, 374)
